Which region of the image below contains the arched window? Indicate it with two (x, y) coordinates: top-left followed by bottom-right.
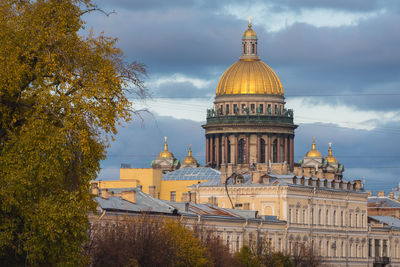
(251, 43), (255, 53)
(243, 43), (245, 54)
(333, 210), (337, 226)
(260, 138), (266, 163)
(326, 210), (329, 225)
(272, 139), (278, 163)
(238, 139), (246, 164)
(318, 209), (322, 225)
(341, 211), (344, 226)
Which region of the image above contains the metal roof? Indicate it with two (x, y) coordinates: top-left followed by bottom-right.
(369, 216), (400, 228)
(368, 196), (400, 208)
(163, 167), (220, 181)
(95, 188), (176, 214)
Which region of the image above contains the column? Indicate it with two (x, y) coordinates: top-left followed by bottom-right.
(277, 135), (280, 163)
(235, 135), (239, 165)
(224, 135), (228, 164)
(257, 134), (261, 163)
(290, 136), (294, 168)
(267, 135), (270, 164)
(216, 135), (220, 167)
(206, 135), (209, 164)
(284, 135), (288, 163)
(246, 134), (250, 164)
(210, 135), (214, 164)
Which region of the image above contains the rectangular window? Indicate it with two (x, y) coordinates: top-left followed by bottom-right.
(259, 104), (264, 114)
(226, 104), (229, 115)
(243, 203), (250, 210)
(289, 208), (292, 223)
(250, 104), (255, 113)
(267, 104), (271, 114)
(235, 203), (243, 208)
(170, 191), (176, 202)
(368, 239), (372, 257)
(274, 104), (278, 114)
(233, 104), (238, 114)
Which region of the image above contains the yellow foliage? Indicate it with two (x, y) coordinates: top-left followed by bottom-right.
(0, 0), (147, 265)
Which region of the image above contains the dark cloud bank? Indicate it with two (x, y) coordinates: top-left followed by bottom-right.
(99, 114), (400, 193)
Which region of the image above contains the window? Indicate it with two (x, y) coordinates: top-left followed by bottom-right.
(170, 191), (176, 202)
(267, 104), (271, 114)
(260, 138), (266, 163)
(355, 213), (358, 227)
(251, 43), (255, 53)
(225, 104), (229, 115)
(362, 214), (365, 228)
(243, 43), (245, 54)
(326, 210), (329, 225)
(272, 139), (278, 163)
(274, 104), (278, 114)
(289, 208), (292, 223)
(341, 211), (344, 226)
(259, 104), (264, 114)
(233, 104), (238, 114)
(383, 240), (387, 257)
(333, 210), (336, 226)
(250, 103), (255, 113)
(236, 236), (240, 251)
(235, 203), (243, 208)
(226, 138), (231, 163)
(318, 209), (322, 225)
(238, 139), (246, 164)
(302, 209), (306, 224)
(349, 213), (352, 227)
(311, 208), (314, 225)
(368, 239), (372, 257)
(295, 209), (299, 223)
(243, 203), (250, 210)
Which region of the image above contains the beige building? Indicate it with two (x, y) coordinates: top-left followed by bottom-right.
(91, 21), (400, 266)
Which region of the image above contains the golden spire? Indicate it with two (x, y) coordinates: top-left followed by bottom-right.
(158, 136), (174, 158)
(248, 16), (252, 28)
(325, 142), (338, 163)
(312, 136), (316, 151)
(182, 144), (198, 165)
(305, 136), (322, 158)
(164, 136), (168, 151)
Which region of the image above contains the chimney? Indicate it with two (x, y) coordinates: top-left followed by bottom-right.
(102, 189), (110, 199)
(190, 192), (197, 203)
(389, 192), (394, 199)
(90, 183), (99, 196)
(181, 192), (190, 202)
(121, 190), (136, 203)
(377, 191), (385, 197)
(354, 180), (361, 190)
(149, 185), (156, 198)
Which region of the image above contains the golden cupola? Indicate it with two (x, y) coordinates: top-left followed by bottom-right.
(305, 136), (322, 158)
(216, 18), (284, 96)
(325, 142), (338, 163)
(158, 136), (174, 158)
(182, 144), (198, 165)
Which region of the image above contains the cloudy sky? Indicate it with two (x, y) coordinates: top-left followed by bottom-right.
(85, 0), (400, 193)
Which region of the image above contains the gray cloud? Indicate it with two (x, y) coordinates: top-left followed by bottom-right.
(99, 115), (400, 193)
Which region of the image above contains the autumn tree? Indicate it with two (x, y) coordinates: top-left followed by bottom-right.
(89, 215), (210, 267)
(0, 0), (146, 265)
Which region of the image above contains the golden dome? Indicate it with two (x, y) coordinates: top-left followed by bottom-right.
(305, 136), (322, 158)
(182, 144), (198, 164)
(158, 136), (174, 158)
(216, 60), (284, 95)
(325, 142), (338, 163)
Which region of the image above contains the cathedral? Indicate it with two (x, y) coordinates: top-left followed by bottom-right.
(91, 21), (400, 267)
